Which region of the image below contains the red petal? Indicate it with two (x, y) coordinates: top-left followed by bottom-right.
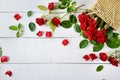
(14, 14), (21, 21)
(5, 70), (12, 77)
(83, 55), (90, 61)
(1, 56), (9, 63)
(62, 39), (69, 46)
(45, 31), (52, 38)
(36, 31), (43, 37)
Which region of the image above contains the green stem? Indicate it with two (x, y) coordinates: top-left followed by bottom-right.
(60, 13), (69, 19)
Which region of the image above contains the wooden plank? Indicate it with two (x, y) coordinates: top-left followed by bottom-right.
(0, 0), (96, 12)
(0, 38), (118, 63)
(0, 64), (120, 80)
(0, 13), (80, 37)
(0, 13), (120, 37)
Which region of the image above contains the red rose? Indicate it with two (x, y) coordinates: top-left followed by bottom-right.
(62, 39), (69, 46)
(52, 17), (60, 27)
(95, 30), (106, 44)
(36, 18), (44, 26)
(83, 55), (90, 61)
(1, 56), (9, 63)
(109, 57), (119, 67)
(78, 13), (89, 24)
(99, 52), (108, 61)
(80, 22), (87, 31)
(87, 18), (96, 29)
(48, 2), (55, 10)
(89, 53), (97, 61)
(84, 31), (94, 40)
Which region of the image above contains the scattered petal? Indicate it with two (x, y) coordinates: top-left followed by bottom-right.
(83, 55), (90, 61)
(89, 53), (97, 61)
(36, 31), (43, 37)
(14, 14), (21, 21)
(1, 56), (9, 63)
(5, 70), (12, 77)
(62, 39), (69, 46)
(45, 31), (52, 38)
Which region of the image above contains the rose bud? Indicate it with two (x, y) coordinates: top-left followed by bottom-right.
(83, 55), (90, 61)
(5, 70), (12, 77)
(62, 39), (69, 46)
(14, 13), (21, 21)
(52, 17), (60, 27)
(48, 2), (55, 10)
(89, 53), (97, 61)
(1, 56), (9, 63)
(99, 52), (108, 61)
(109, 57), (119, 67)
(45, 31), (52, 38)
(35, 18), (45, 26)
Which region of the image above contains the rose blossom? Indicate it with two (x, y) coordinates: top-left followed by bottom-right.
(48, 2), (55, 10)
(99, 52), (108, 61)
(52, 17), (60, 27)
(36, 18), (45, 26)
(109, 57), (119, 67)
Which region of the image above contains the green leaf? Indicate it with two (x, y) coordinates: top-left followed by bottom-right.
(80, 31), (86, 38)
(70, 15), (77, 24)
(59, 0), (71, 3)
(18, 23), (22, 30)
(93, 44), (104, 52)
(96, 65), (104, 72)
(16, 31), (21, 38)
(50, 22), (56, 32)
(46, 20), (51, 25)
(79, 39), (89, 48)
(29, 22), (36, 32)
(9, 26), (18, 31)
(0, 49), (2, 57)
(37, 5), (48, 11)
(106, 38), (120, 48)
(27, 11), (33, 17)
(72, 1), (77, 7)
(67, 6), (74, 13)
(59, 2), (70, 9)
(90, 40), (97, 45)
(74, 24), (81, 33)
(60, 20), (72, 28)
(106, 27), (113, 39)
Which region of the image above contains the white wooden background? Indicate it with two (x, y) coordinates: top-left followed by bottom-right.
(0, 0), (120, 80)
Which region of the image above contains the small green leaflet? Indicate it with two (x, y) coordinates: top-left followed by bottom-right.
(74, 24), (81, 33)
(29, 22), (36, 32)
(37, 5), (48, 11)
(27, 11), (33, 17)
(9, 26), (18, 31)
(50, 22), (56, 32)
(9, 23), (23, 38)
(16, 31), (21, 38)
(96, 65), (104, 72)
(60, 20), (72, 28)
(67, 6), (74, 13)
(72, 1), (77, 7)
(70, 15), (77, 24)
(18, 23), (22, 30)
(0, 48), (2, 57)
(79, 39), (89, 48)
